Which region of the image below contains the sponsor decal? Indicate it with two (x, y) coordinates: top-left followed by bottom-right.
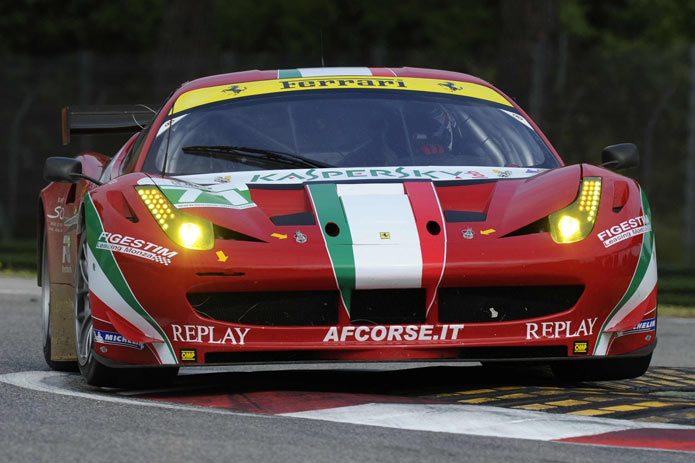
(62, 235), (71, 265)
(525, 317), (598, 340)
(214, 175), (232, 183)
(172, 77), (512, 115)
(493, 169), (512, 178)
(97, 232), (178, 266)
(47, 206), (65, 220)
(322, 324), (464, 343)
(462, 228), (474, 240)
(380, 232), (391, 240)
(439, 82), (463, 92)
(280, 77), (407, 90)
(597, 215), (651, 248)
(180, 349), (197, 362)
(94, 329), (144, 350)
(573, 341), (589, 355)
(172, 325), (251, 345)
(500, 109), (534, 130)
(216, 250), (229, 262)
(222, 85), (246, 95)
(159, 185), (254, 210)
(294, 230), (307, 243)
(622, 317), (656, 335)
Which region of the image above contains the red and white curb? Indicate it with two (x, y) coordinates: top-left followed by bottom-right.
(2, 371), (693, 452)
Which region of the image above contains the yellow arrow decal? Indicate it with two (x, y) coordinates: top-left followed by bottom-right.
(271, 233), (287, 239)
(480, 229), (496, 235)
(216, 250), (228, 262)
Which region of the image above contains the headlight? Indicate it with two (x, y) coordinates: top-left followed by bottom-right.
(549, 177), (602, 244)
(136, 187), (214, 250)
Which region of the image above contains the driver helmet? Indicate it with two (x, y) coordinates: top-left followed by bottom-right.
(411, 105), (454, 155)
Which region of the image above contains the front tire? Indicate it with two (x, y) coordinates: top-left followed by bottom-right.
(551, 353), (652, 381)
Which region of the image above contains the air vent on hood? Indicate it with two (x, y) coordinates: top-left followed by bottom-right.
(502, 217), (550, 237)
(444, 210), (487, 223)
(213, 225), (265, 242)
(270, 212), (316, 226)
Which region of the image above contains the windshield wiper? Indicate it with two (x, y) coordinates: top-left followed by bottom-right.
(181, 145), (332, 169)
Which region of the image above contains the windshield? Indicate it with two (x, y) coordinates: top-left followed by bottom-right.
(143, 90), (560, 175)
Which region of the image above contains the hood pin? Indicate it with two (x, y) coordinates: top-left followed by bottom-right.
(294, 230), (307, 243)
(462, 228), (474, 240)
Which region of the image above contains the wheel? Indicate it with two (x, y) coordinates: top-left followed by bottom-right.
(74, 231), (178, 388)
(41, 230), (78, 372)
(551, 353), (652, 382)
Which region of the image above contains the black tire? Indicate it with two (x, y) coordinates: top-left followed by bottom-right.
(74, 231), (178, 388)
(551, 353), (652, 382)
(41, 230), (78, 372)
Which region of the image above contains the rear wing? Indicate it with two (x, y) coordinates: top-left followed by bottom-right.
(61, 104), (159, 145)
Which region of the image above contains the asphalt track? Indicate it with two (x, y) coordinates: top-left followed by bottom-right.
(1, 276), (694, 462)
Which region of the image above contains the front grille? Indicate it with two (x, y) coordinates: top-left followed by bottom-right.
(350, 289), (426, 325)
(438, 285), (584, 323)
(188, 291), (339, 326)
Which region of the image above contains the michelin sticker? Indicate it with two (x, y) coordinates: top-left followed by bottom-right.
(622, 318), (656, 335)
(97, 232), (177, 266)
(597, 215), (651, 248)
(94, 329), (144, 350)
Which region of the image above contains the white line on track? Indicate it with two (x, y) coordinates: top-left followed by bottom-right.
(0, 371), (271, 418)
(282, 403), (692, 441)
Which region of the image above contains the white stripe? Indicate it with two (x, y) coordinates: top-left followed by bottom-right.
(282, 403), (689, 441)
(426, 181), (447, 315)
(298, 67), (372, 77)
(87, 246), (164, 342)
(338, 186), (422, 289)
(178, 188), (202, 203)
(0, 371), (266, 418)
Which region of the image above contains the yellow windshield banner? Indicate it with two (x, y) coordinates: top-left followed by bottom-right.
(171, 76), (512, 114)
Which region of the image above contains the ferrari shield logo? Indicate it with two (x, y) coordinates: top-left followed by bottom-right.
(380, 232), (390, 240)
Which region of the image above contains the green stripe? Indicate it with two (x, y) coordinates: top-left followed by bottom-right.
(308, 183), (356, 311)
(85, 195), (176, 359)
(278, 69), (302, 79)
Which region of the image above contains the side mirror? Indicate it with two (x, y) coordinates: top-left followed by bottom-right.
(601, 143), (639, 171)
(43, 157), (82, 183)
(43, 157), (102, 185)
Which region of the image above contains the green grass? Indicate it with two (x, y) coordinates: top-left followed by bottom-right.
(0, 239), (35, 272)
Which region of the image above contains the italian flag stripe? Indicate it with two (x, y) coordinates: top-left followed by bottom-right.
(84, 195), (177, 364)
(278, 69), (302, 79)
(403, 182), (447, 313)
(594, 188), (657, 355)
(307, 183), (356, 311)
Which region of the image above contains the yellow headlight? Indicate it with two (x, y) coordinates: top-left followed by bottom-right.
(135, 186), (214, 250)
(179, 222), (202, 246)
(557, 216), (580, 240)
(549, 177), (602, 244)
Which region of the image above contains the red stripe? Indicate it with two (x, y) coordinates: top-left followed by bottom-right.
(403, 182), (446, 315)
(559, 428), (695, 451)
(369, 67), (397, 77)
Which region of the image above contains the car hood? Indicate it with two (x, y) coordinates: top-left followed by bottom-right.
(139, 165), (580, 241)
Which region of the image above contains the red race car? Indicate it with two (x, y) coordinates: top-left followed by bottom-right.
(39, 67), (656, 386)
